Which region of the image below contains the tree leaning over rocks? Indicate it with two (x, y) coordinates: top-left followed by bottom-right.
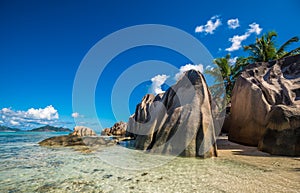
(244, 31), (300, 63)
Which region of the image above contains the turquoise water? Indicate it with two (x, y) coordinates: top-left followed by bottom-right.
(0, 132), (299, 192)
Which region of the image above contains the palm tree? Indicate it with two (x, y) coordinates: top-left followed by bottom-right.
(205, 54), (246, 105)
(244, 31), (300, 63)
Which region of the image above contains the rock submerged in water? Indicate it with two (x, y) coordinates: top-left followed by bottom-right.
(127, 70), (218, 158)
(39, 126), (116, 147)
(228, 55), (300, 156)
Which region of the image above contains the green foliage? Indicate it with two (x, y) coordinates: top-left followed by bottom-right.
(205, 54), (247, 105)
(206, 31), (300, 107)
(244, 31), (300, 63)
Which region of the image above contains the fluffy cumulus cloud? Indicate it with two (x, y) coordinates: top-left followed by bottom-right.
(26, 105), (59, 120)
(71, 112), (80, 118)
(0, 105), (60, 129)
(175, 64), (204, 80)
(150, 74), (170, 95)
(195, 15), (222, 34)
(226, 22), (262, 52)
(227, 18), (240, 29)
(248, 23), (263, 34)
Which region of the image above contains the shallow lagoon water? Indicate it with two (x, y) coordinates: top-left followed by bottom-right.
(0, 132), (299, 192)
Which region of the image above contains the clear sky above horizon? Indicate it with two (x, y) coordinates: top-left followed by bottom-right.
(1, 0), (300, 130)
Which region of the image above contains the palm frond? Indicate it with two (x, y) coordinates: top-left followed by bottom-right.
(276, 36), (299, 57)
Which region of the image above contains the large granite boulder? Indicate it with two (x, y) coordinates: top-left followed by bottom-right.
(127, 70), (218, 158)
(101, 121), (127, 136)
(228, 55), (300, 155)
(71, 126), (97, 137)
(258, 105), (300, 156)
(126, 94), (156, 138)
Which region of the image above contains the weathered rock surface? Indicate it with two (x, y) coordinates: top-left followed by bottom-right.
(228, 55), (300, 155)
(38, 135), (116, 147)
(127, 70), (218, 158)
(38, 126), (109, 148)
(71, 126), (97, 137)
(101, 121), (127, 136)
(258, 105), (300, 156)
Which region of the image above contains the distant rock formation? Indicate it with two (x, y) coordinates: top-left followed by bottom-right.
(228, 55), (300, 156)
(101, 121), (127, 136)
(71, 126), (96, 137)
(127, 70), (218, 158)
(29, 125), (72, 132)
(0, 125), (21, 132)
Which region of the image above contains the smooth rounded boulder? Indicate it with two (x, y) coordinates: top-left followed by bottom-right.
(127, 70), (219, 158)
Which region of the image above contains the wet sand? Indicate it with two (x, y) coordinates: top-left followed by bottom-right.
(217, 136), (300, 172)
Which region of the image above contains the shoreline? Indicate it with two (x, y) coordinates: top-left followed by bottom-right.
(217, 136), (300, 179)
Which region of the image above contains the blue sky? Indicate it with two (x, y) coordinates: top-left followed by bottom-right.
(0, 0), (299, 131)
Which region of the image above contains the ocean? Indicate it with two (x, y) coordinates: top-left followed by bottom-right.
(0, 132), (299, 192)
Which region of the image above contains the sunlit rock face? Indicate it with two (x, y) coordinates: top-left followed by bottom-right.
(101, 122), (127, 136)
(72, 126), (97, 137)
(127, 70), (218, 158)
(228, 54), (300, 156)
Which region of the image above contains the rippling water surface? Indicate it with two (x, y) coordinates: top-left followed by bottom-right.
(0, 132), (299, 192)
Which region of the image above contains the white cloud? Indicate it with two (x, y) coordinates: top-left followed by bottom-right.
(0, 105), (59, 129)
(71, 112), (81, 118)
(205, 65), (214, 71)
(26, 105), (59, 120)
(248, 22), (262, 34)
(229, 56), (238, 65)
(150, 74), (170, 95)
(195, 15), (222, 34)
(227, 18), (240, 29)
(175, 64), (204, 80)
(10, 120), (20, 126)
(226, 34), (250, 52)
(226, 22), (262, 52)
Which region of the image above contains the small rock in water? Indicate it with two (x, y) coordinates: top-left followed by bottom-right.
(117, 176), (124, 180)
(141, 172), (148, 176)
(92, 168), (104, 173)
(102, 174), (113, 179)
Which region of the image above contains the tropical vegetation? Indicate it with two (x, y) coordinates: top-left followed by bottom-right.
(206, 31), (300, 106)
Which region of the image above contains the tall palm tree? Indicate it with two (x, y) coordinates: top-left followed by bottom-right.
(244, 31), (300, 63)
(205, 54), (246, 105)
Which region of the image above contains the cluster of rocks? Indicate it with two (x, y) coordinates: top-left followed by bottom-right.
(226, 55), (300, 156)
(39, 55), (300, 157)
(39, 126), (115, 147)
(101, 121), (127, 136)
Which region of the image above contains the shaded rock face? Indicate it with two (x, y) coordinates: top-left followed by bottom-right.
(101, 122), (127, 136)
(71, 126), (96, 137)
(228, 55), (300, 155)
(258, 105), (300, 156)
(127, 70), (218, 158)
